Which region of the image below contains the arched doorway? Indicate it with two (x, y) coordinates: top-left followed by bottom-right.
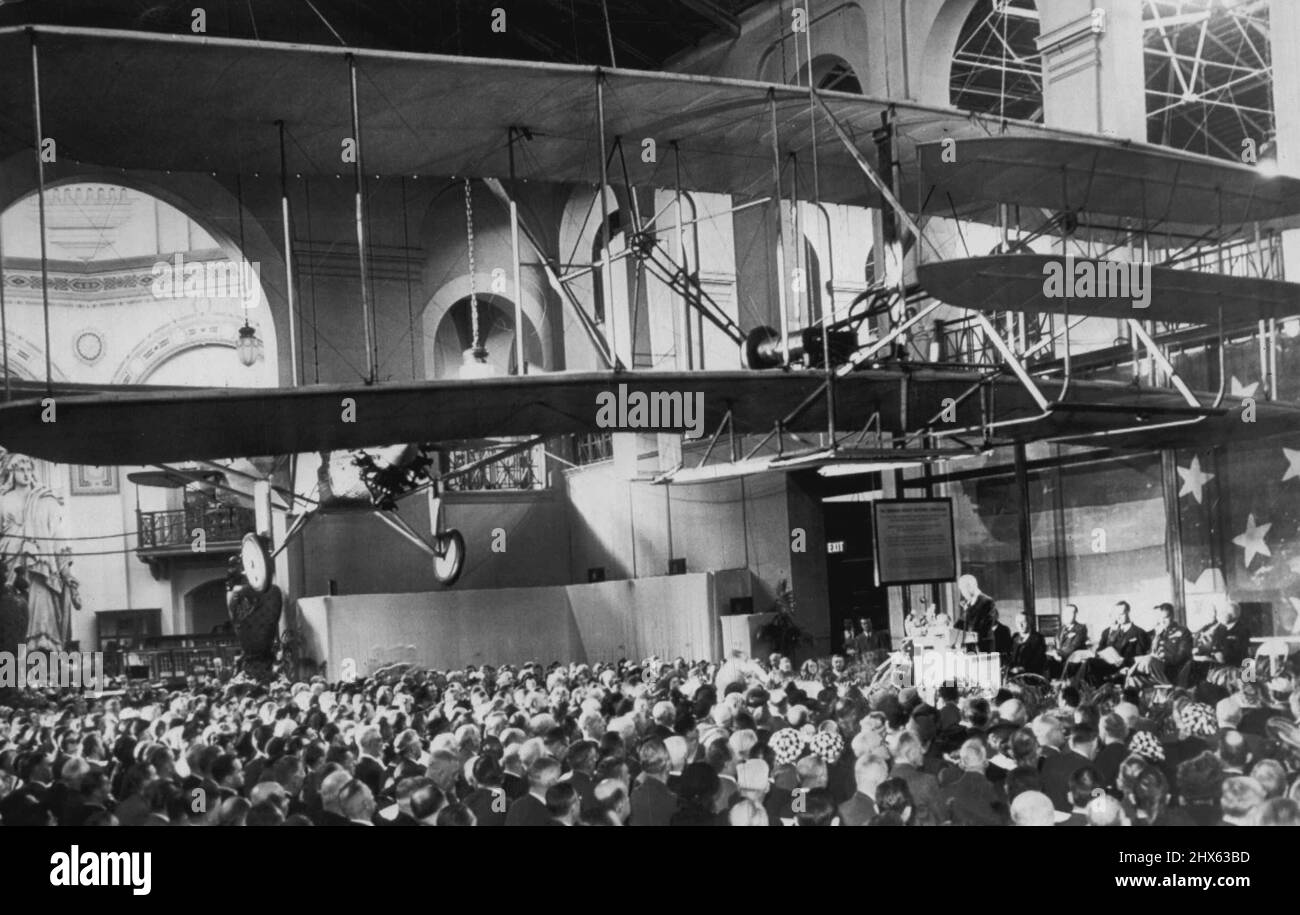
(0, 180), (279, 649)
(185, 578), (230, 636)
(428, 293), (543, 379)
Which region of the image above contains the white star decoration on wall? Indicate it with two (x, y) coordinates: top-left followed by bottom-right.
(1176, 456), (1214, 503)
(1230, 376), (1260, 398)
(1233, 513), (1271, 567)
(1283, 448), (1300, 483)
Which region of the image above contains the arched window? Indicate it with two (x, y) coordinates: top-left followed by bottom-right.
(950, 0), (1044, 122)
(798, 55), (863, 94)
(1143, 0), (1274, 162)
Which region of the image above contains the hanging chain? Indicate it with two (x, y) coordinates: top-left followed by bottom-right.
(464, 178), (481, 350)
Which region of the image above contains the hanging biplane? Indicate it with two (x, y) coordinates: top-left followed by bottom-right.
(2, 26), (1300, 586)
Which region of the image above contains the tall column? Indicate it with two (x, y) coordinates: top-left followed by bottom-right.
(1014, 441), (1036, 620)
(1037, 0), (1147, 140)
(1270, 0), (1300, 279)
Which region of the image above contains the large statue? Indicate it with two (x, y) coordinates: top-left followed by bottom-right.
(0, 568), (30, 665)
(0, 450), (81, 650)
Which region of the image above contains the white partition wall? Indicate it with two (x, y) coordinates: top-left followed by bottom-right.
(298, 571), (736, 677)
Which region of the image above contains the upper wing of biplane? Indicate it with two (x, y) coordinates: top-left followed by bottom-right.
(1, 370), (1297, 466)
(918, 136), (1300, 229)
(2, 26), (1296, 236)
(918, 255), (1300, 325)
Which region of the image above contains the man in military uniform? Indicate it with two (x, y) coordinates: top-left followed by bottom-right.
(1047, 604), (1088, 680)
(1127, 602), (1192, 687)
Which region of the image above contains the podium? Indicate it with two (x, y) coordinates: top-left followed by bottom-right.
(912, 651), (1001, 692)
(719, 613), (776, 660)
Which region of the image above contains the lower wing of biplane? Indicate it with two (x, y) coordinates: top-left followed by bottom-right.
(4, 369), (1298, 467)
(3, 371), (1300, 588)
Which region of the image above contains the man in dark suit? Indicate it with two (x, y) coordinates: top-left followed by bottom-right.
(140, 780), (181, 826)
(375, 777), (424, 826)
(561, 740), (600, 819)
(316, 770), (355, 826)
(1187, 602), (1251, 685)
(6, 753), (54, 821)
(957, 574), (997, 654)
(353, 725), (387, 797)
(1040, 724), (1094, 811)
(409, 782), (446, 825)
(240, 725), (274, 787)
(1094, 713), (1129, 788)
(939, 739), (1007, 825)
(463, 757), (509, 826)
(990, 612), (1013, 665)
(63, 770), (113, 827)
(1084, 601), (1149, 685)
(1059, 765), (1104, 825)
(838, 756), (887, 826)
(505, 757), (560, 826)
(1009, 612), (1048, 676)
(339, 778), (377, 826)
(890, 733), (944, 824)
(1210, 603), (1251, 668)
(629, 738), (677, 827)
(1049, 604), (1089, 679)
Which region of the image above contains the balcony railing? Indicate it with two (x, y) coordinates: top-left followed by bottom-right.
(444, 442), (545, 491)
(137, 504), (257, 553)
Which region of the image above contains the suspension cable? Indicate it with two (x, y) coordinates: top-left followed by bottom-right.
(464, 178), (481, 351)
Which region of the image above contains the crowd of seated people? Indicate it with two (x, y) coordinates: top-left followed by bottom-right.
(0, 643), (1297, 826)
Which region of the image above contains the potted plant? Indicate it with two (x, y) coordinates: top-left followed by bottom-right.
(756, 579), (812, 660)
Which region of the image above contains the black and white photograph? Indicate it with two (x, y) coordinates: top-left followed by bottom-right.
(0, 0), (1295, 891)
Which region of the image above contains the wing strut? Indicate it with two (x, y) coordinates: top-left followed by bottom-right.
(483, 177), (621, 371)
(813, 92), (924, 245)
(347, 53), (379, 384)
(1047, 310), (1229, 445)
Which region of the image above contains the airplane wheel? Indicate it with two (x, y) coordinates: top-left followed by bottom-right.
(432, 529), (466, 586)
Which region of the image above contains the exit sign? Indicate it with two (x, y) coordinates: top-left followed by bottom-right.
(827, 541), (846, 554)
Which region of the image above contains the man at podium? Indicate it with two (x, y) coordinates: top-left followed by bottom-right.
(956, 574), (997, 654)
